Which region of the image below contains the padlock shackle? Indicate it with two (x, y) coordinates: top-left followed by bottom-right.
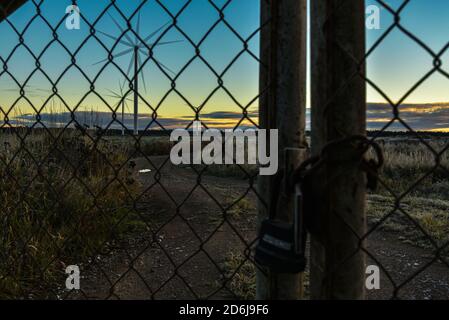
(268, 167), (308, 255)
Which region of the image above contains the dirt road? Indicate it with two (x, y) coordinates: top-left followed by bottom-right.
(73, 156), (449, 300)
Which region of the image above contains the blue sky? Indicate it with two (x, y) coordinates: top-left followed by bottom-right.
(1, 0), (260, 130)
(366, 0), (449, 104)
(0, 0), (448, 131)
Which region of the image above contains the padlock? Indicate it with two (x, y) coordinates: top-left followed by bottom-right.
(254, 182), (307, 274)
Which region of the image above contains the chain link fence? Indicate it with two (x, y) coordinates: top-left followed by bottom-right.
(311, 0), (449, 299)
(0, 0), (270, 300)
(364, 0), (449, 299)
(0, 0), (448, 300)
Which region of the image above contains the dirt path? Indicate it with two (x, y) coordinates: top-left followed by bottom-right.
(73, 156), (449, 300)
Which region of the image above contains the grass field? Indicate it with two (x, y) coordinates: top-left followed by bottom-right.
(370, 139), (449, 248)
(0, 130), (142, 298)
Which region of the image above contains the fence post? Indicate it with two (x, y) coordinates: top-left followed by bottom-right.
(257, 0), (307, 300)
(310, 1), (367, 299)
(0, 0), (28, 22)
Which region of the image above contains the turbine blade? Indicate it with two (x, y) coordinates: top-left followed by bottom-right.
(138, 54), (148, 93)
(108, 12), (135, 45)
(92, 48), (133, 66)
(137, 11), (141, 40)
(154, 58), (176, 75)
(113, 47), (134, 59)
(139, 39), (184, 50)
(106, 89), (118, 95)
(126, 55), (134, 77)
(97, 30), (133, 46)
(93, 58), (108, 66)
(154, 40), (184, 47)
(141, 22), (170, 43)
(116, 96), (132, 103)
(105, 90), (121, 98)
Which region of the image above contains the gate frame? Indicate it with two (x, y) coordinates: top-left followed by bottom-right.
(310, 0), (367, 300)
(257, 0), (308, 300)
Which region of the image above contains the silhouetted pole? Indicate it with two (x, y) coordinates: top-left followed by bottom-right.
(257, 0), (307, 300)
(121, 100), (125, 136)
(134, 46), (139, 136)
(0, 0), (28, 22)
(310, 0), (367, 299)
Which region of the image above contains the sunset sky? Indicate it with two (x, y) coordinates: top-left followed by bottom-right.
(0, 0), (448, 131)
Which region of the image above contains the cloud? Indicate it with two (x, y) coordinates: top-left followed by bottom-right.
(8, 110), (257, 130)
(199, 110), (258, 120)
(5, 102), (449, 132)
(367, 102), (449, 131)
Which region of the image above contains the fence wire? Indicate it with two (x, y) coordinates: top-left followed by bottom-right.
(321, 0), (449, 299)
(0, 0), (271, 300)
(0, 0), (448, 300)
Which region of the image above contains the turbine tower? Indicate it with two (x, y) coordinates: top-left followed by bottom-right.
(95, 12), (181, 135)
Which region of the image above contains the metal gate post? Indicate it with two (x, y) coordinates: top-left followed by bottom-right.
(257, 0), (308, 300)
(0, 0), (28, 22)
(310, 0), (367, 299)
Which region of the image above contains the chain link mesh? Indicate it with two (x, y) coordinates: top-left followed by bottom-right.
(0, 0), (448, 300)
(0, 0), (271, 300)
(320, 0), (449, 299)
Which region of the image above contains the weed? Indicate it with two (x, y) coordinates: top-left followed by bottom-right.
(0, 130), (141, 298)
(222, 251), (256, 300)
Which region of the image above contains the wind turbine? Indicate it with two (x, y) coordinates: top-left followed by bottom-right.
(105, 80), (132, 136)
(95, 12), (181, 135)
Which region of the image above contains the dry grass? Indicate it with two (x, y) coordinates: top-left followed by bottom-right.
(367, 139), (449, 248)
(367, 194), (449, 248)
(0, 130), (142, 298)
(377, 139), (449, 199)
(222, 251), (256, 300)
(222, 250), (311, 300)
